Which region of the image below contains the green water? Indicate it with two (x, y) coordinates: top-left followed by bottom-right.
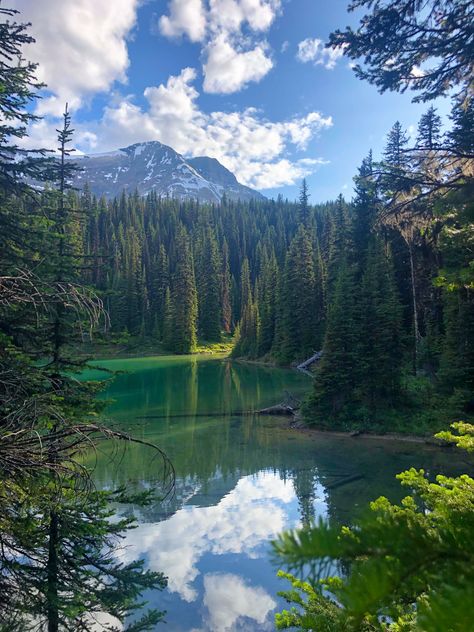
(85, 355), (469, 632)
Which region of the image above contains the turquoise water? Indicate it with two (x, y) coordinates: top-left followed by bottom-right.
(84, 355), (468, 631)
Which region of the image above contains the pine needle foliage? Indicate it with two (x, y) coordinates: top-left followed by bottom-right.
(273, 424), (474, 631)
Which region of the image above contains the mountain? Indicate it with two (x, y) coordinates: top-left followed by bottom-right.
(72, 141), (264, 202)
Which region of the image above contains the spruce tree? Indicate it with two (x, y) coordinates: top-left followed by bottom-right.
(352, 152), (378, 263)
(170, 225), (198, 353)
(258, 250), (278, 356)
(356, 240), (403, 418)
(298, 178), (310, 227)
(382, 121), (411, 194)
(276, 226), (318, 363)
(196, 225), (221, 341)
(0, 100), (170, 629)
(220, 239), (232, 333)
(326, 194), (350, 299)
(416, 106), (442, 150)
(239, 258), (252, 321)
(305, 258), (357, 425)
(449, 97), (474, 156)
(150, 244), (169, 340)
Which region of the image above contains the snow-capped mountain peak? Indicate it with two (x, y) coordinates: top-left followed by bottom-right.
(72, 141), (263, 202)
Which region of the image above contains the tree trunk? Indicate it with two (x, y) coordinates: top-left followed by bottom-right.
(47, 511), (59, 632)
(408, 241), (420, 375)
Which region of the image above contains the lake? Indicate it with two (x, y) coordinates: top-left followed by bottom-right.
(83, 355), (468, 631)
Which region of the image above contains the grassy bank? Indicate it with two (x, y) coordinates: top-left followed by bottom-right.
(72, 333), (234, 360)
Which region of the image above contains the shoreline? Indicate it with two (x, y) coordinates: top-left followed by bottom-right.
(78, 345), (463, 445)
(287, 423), (446, 445)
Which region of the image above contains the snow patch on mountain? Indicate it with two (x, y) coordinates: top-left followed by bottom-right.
(69, 141), (264, 202)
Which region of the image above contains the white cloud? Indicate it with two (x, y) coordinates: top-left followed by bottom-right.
(83, 612), (123, 631)
(238, 157), (328, 190)
(297, 38), (346, 70)
(208, 0), (280, 34)
(203, 35), (273, 94)
(158, 0), (281, 93)
(117, 472), (297, 603)
(158, 0), (206, 42)
(11, 0), (139, 115)
(22, 68), (332, 189)
(203, 573), (276, 632)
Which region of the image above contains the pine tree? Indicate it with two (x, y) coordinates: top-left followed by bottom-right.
(416, 106), (442, 149)
(439, 287), (474, 396)
(196, 225), (222, 341)
(170, 225), (198, 353)
(352, 152), (377, 262)
(298, 179), (310, 227)
(239, 258), (252, 321)
(0, 100), (170, 630)
(124, 226), (144, 335)
(449, 97), (474, 156)
(276, 226), (318, 363)
(305, 259), (357, 425)
(326, 194), (350, 299)
(258, 250), (278, 356)
(232, 288), (259, 358)
(150, 244), (169, 340)
(0, 7), (51, 199)
(356, 240), (403, 417)
(221, 239), (232, 334)
(162, 285), (173, 350)
(329, 0), (472, 104)
(382, 121), (411, 194)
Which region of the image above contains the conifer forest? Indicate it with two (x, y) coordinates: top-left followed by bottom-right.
(0, 1), (473, 631)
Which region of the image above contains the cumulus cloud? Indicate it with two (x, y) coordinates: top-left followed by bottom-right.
(203, 35), (273, 94)
(297, 38), (346, 70)
(208, 0), (280, 34)
(22, 68), (332, 189)
(11, 0), (139, 115)
(158, 0), (281, 93)
(158, 0), (206, 42)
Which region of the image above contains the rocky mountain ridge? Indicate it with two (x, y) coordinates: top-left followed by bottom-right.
(72, 141), (263, 202)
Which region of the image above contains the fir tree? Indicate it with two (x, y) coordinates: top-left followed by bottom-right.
(298, 178), (310, 227)
(258, 250), (278, 356)
(416, 106), (442, 149)
(305, 259), (357, 425)
(170, 225), (198, 353)
(276, 226), (318, 363)
(356, 240), (403, 417)
(449, 97), (474, 156)
(220, 239), (232, 333)
(196, 225), (222, 341)
(352, 151), (378, 262)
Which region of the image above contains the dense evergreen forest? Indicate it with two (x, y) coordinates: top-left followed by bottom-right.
(63, 95), (473, 431)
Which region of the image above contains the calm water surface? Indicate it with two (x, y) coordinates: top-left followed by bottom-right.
(84, 355), (469, 632)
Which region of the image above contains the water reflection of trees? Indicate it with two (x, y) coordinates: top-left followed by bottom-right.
(89, 358), (473, 526)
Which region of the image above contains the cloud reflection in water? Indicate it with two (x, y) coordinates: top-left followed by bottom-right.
(119, 471), (326, 630)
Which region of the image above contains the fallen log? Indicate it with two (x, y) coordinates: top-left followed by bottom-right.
(257, 404), (295, 416)
(297, 351), (323, 372)
(326, 473), (365, 490)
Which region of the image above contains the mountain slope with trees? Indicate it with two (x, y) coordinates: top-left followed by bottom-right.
(63, 89), (473, 432)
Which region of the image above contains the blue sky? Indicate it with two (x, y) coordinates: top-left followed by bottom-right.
(15, 0), (450, 202)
